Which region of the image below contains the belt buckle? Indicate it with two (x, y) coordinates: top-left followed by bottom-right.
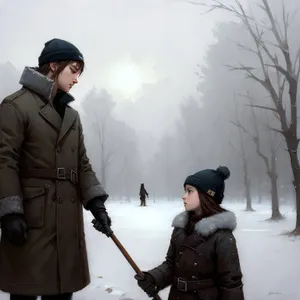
(57, 167), (66, 180)
(177, 277), (187, 292)
(70, 170), (78, 184)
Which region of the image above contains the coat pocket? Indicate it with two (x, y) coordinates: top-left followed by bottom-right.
(23, 186), (47, 228)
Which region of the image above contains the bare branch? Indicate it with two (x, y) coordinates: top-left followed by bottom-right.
(294, 47), (300, 81)
(293, 47), (300, 70)
(264, 123), (285, 135)
(245, 103), (278, 113)
(235, 41), (258, 55)
(277, 72), (286, 103)
(238, 93), (279, 119)
(282, 2), (289, 42)
(224, 63), (266, 85)
(261, 0), (286, 49)
(248, 99), (272, 173)
(197, 0), (296, 151)
(265, 64), (294, 81)
(275, 138), (284, 153)
(230, 120), (253, 137)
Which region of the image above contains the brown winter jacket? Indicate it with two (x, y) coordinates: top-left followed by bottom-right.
(0, 67), (108, 295)
(147, 211), (244, 300)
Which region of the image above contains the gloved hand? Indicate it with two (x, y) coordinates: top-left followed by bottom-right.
(92, 218), (113, 237)
(1, 214), (28, 245)
(87, 197), (113, 237)
(134, 272), (158, 298)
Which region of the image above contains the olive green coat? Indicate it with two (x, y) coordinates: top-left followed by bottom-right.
(0, 67), (108, 295)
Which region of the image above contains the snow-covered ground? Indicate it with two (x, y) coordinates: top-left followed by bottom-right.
(1, 199), (299, 299)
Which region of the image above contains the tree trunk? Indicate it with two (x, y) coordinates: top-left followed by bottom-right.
(268, 148), (283, 220)
(286, 135), (300, 234)
(245, 178), (253, 211)
(243, 159), (254, 211)
(125, 178), (130, 203)
(257, 177), (262, 204)
(294, 179), (300, 234)
(269, 173), (281, 219)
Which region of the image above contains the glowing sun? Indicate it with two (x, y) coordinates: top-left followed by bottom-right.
(108, 61), (143, 99)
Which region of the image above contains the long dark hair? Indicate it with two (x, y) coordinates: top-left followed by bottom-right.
(197, 189), (227, 218)
(186, 189), (227, 232)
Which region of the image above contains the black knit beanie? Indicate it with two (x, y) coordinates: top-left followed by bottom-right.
(184, 166), (230, 204)
(38, 38), (84, 66)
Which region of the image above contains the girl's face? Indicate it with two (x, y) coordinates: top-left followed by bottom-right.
(51, 62), (82, 93)
(182, 184), (201, 214)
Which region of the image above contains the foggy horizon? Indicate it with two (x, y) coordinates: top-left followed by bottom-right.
(0, 0), (233, 139)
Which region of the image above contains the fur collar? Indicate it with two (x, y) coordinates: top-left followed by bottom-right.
(171, 211), (237, 237)
(19, 66), (74, 104)
(19, 66), (55, 101)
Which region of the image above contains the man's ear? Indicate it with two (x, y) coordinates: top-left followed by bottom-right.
(49, 62), (58, 73)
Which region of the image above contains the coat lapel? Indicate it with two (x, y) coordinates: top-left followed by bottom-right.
(181, 231), (206, 248)
(57, 106), (77, 146)
(39, 104), (62, 132)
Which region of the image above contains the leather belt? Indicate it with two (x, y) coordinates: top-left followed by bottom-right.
(20, 168), (78, 184)
(174, 277), (214, 292)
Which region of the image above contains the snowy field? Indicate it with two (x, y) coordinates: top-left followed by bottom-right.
(0, 199), (299, 300)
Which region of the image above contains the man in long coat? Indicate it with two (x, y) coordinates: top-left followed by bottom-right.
(0, 38), (112, 300)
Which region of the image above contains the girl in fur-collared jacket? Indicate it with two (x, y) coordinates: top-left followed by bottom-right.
(135, 166), (244, 300)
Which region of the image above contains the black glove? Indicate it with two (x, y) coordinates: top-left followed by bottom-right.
(134, 272), (159, 298)
(87, 197), (113, 237)
(1, 214), (28, 245)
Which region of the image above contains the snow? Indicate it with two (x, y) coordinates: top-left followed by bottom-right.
(1, 199), (299, 299)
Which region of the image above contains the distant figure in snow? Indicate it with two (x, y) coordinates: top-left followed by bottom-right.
(139, 183), (149, 206)
(134, 166), (245, 300)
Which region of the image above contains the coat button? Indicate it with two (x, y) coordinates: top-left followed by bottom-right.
(179, 251), (183, 255)
(58, 198), (63, 203)
(193, 262), (198, 266)
(71, 146), (75, 152)
(71, 198), (75, 203)
(57, 147), (61, 152)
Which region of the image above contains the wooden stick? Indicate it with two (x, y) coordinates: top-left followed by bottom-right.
(92, 219), (162, 300)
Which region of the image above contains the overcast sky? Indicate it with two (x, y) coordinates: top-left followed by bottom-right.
(0, 0), (235, 137)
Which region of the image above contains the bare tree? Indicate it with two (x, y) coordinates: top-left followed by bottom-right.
(119, 156), (130, 202)
(191, 0), (300, 234)
(233, 93), (283, 220)
(230, 97), (254, 211)
(93, 112), (118, 188)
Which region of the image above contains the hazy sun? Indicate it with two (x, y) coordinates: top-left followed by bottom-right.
(108, 61), (143, 99)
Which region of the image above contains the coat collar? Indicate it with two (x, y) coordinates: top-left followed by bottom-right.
(19, 66), (75, 104)
(172, 210), (237, 237)
(19, 67), (78, 146)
